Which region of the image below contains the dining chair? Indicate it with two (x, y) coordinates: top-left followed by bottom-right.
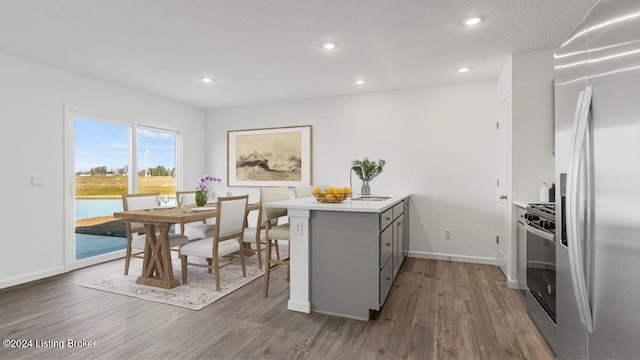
(242, 205), (282, 270)
(293, 185), (314, 198)
(175, 190), (216, 241)
(121, 193), (189, 275)
(260, 187), (291, 297)
(179, 195), (249, 291)
(242, 205), (266, 270)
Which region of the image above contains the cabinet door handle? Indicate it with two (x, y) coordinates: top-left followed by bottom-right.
(386, 243), (391, 247)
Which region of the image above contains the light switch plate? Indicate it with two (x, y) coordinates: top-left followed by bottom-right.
(31, 175), (45, 187)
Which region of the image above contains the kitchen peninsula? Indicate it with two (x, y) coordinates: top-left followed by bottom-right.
(263, 194), (410, 320)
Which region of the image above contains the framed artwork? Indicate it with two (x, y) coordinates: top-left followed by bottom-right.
(227, 125), (312, 187)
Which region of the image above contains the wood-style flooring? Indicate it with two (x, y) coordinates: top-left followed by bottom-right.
(0, 257), (554, 360)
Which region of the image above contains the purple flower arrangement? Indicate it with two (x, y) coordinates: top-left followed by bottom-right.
(197, 175), (222, 192)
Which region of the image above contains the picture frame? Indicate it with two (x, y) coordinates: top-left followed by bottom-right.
(227, 125), (312, 187)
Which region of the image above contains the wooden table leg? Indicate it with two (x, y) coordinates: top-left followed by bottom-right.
(136, 224), (180, 289)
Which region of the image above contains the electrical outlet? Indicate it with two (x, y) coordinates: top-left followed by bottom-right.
(31, 175), (45, 187)
(444, 229), (451, 239)
(294, 222), (303, 235)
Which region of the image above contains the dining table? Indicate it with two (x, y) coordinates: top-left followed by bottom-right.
(114, 202), (260, 289)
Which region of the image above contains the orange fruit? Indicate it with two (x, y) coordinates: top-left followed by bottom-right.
(326, 187), (335, 194)
(334, 187), (344, 194)
(343, 186), (350, 194)
(312, 186), (321, 195)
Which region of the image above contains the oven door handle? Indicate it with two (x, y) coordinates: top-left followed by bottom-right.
(525, 223), (555, 242)
(567, 85), (594, 334)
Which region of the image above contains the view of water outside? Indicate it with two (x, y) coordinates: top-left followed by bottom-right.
(75, 198), (178, 220)
(76, 199), (123, 220)
(74, 118), (177, 260)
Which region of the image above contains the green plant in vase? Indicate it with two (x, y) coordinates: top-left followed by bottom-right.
(351, 158), (386, 195)
(196, 175), (222, 206)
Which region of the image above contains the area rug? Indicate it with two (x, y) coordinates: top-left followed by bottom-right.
(80, 250), (285, 310)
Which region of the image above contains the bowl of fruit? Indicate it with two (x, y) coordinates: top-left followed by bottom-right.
(312, 186), (351, 203)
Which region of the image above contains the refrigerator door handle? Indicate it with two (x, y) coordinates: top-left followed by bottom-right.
(567, 85), (594, 334)
(566, 89), (586, 326)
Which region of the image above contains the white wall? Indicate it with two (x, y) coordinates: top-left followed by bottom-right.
(206, 82), (498, 263)
(498, 49), (556, 288)
(512, 50), (556, 203)
(0, 52), (206, 288)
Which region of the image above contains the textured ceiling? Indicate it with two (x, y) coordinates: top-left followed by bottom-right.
(0, 0), (597, 109)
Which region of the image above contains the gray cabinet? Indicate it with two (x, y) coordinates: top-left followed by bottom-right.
(403, 198), (410, 257)
(391, 202), (405, 277)
(380, 207), (393, 230)
(379, 224), (393, 269)
(309, 197), (409, 320)
(381, 199), (406, 304)
(379, 255), (393, 306)
(393, 214), (404, 276)
(378, 208), (394, 306)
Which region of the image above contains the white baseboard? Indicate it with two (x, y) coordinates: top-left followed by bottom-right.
(288, 299), (311, 313)
(0, 266), (65, 290)
(506, 278), (520, 289)
(407, 250), (497, 266)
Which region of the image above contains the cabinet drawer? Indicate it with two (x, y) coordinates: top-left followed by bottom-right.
(515, 205), (527, 224)
(379, 257), (393, 306)
(393, 214), (404, 276)
(379, 225), (393, 268)
(392, 201), (404, 220)
(380, 208), (393, 230)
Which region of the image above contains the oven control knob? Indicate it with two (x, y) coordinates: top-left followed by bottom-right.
(526, 214), (539, 221)
(540, 221), (549, 229)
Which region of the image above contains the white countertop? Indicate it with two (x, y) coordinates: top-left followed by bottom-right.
(262, 193), (410, 213)
(514, 200), (529, 209)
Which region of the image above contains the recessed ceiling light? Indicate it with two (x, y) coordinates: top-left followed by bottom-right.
(458, 67), (470, 73)
(202, 77), (213, 83)
(465, 17), (482, 26)
(355, 80), (365, 85)
(323, 43), (336, 50)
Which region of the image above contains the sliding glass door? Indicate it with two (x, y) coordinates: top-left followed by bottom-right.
(73, 118), (130, 261)
(64, 109), (179, 269)
(136, 128), (177, 201)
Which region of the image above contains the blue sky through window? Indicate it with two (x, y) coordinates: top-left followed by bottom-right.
(74, 117), (176, 173)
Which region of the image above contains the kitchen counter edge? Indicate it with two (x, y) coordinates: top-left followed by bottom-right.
(262, 194), (410, 213)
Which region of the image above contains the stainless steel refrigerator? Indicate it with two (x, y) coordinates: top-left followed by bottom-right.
(554, 0), (640, 358)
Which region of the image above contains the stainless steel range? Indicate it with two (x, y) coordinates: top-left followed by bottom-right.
(524, 203), (556, 354)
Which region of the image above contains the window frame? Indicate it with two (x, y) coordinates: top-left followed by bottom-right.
(63, 105), (183, 271)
